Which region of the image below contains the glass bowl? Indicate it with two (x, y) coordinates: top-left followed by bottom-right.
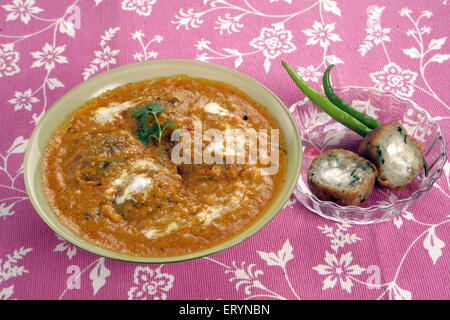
(291, 86), (447, 224)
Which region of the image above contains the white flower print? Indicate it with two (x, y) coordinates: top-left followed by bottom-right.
(131, 30), (145, 40)
(376, 192), (414, 229)
(153, 35), (163, 43)
(0, 203), (16, 219)
(358, 6), (387, 57)
(422, 10), (433, 18)
(249, 26), (296, 60)
(53, 235), (77, 260)
(89, 258), (111, 296)
(322, 0), (342, 17)
(302, 21), (342, 50)
(0, 43), (20, 78)
(133, 52), (144, 61)
(128, 266), (174, 300)
(30, 43), (68, 72)
(171, 8), (203, 30)
(0, 285), (14, 300)
(195, 39), (211, 51)
(423, 227), (445, 265)
(370, 62), (418, 98)
(313, 251), (365, 293)
(366, 24), (391, 45)
(92, 46), (119, 69)
(317, 223), (362, 253)
(399, 8), (412, 17)
(195, 52), (209, 62)
(215, 13), (245, 35)
(83, 27), (120, 80)
(421, 26), (431, 35)
(121, 0), (156, 16)
(388, 284), (412, 300)
(297, 65), (321, 83)
(224, 261), (265, 294)
(131, 31), (163, 62)
(2, 0), (43, 24)
(257, 239), (294, 268)
(8, 89), (39, 111)
(58, 18), (76, 38)
(6, 136), (28, 154)
(392, 209), (414, 229)
(0, 247), (32, 300)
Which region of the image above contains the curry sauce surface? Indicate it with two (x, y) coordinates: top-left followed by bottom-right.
(43, 76), (286, 256)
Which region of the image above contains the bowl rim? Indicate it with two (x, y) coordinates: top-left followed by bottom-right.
(291, 85), (447, 221)
(23, 59), (302, 263)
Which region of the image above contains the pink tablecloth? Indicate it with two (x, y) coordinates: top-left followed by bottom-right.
(0, 0), (449, 300)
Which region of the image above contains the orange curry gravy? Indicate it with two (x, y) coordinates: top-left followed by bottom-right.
(43, 76), (286, 256)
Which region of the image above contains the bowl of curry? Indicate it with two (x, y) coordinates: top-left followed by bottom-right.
(24, 59), (302, 263)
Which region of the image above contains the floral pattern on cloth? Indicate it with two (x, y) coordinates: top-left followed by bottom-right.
(0, 0), (449, 300)
(0, 43), (20, 78)
(370, 62), (417, 98)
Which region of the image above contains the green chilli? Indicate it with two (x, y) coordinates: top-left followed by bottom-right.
(281, 61), (372, 137)
(323, 64), (383, 129)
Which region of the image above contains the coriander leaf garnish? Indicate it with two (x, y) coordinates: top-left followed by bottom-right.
(134, 121), (151, 146)
(132, 102), (178, 158)
(162, 119), (177, 131)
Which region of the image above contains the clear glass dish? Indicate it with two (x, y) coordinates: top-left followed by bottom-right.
(291, 86), (447, 224)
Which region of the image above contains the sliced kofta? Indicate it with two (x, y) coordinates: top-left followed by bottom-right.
(358, 121), (424, 189)
(308, 149), (378, 206)
(71, 131), (136, 185)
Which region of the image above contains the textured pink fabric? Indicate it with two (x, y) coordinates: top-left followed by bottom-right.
(0, 0), (449, 300)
